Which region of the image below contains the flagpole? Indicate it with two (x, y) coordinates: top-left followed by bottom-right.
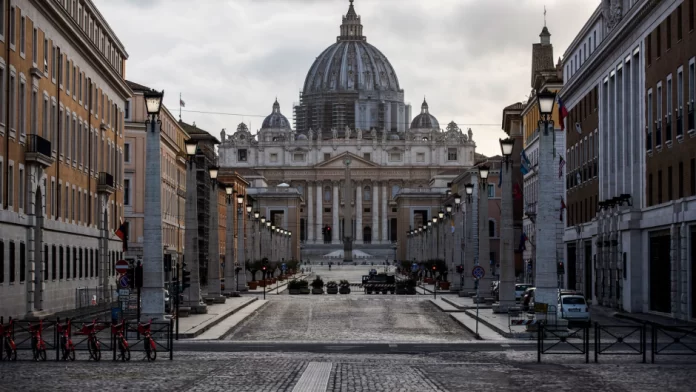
(179, 93), (182, 121)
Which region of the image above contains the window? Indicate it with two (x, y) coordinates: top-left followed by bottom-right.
(30, 89), (37, 136)
(19, 16), (24, 55)
(18, 167), (24, 211)
(389, 152), (402, 162)
(270, 153), (278, 163)
(657, 84), (662, 147)
(124, 142), (130, 163)
(0, 160), (3, 206)
(416, 152), (425, 162)
(666, 16), (672, 50)
(447, 148), (458, 161)
(489, 220), (495, 238)
(647, 33), (652, 66)
(690, 61), (695, 130)
(72, 66), (76, 97)
(65, 58), (70, 94)
(51, 46), (56, 80)
(43, 244), (48, 280)
(324, 186), (331, 202)
(43, 38), (48, 73)
(690, 0), (695, 31)
(691, 158), (695, 196)
(668, 166), (673, 200)
(363, 152), (370, 161)
(9, 73), (15, 133)
(124, 99), (130, 119)
(679, 161), (684, 198)
(647, 90), (653, 150)
(678, 5), (683, 41)
(123, 178), (131, 206)
(50, 179), (55, 217)
(292, 153), (305, 162)
(59, 246), (63, 279)
(18, 80), (25, 137)
(391, 185), (400, 199)
(658, 169), (663, 204)
(9, 242), (15, 283)
(487, 184), (495, 198)
(364, 185), (371, 201)
(72, 247), (77, 279)
(656, 24), (661, 57)
(7, 163), (13, 207)
(0, 66), (4, 126)
(9, 6), (14, 47)
(667, 77), (672, 141)
(323, 153), (331, 161)
(0, 241), (3, 283)
(678, 69), (684, 137)
(237, 149), (247, 162)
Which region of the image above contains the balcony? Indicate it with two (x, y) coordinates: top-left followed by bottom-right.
(97, 172), (115, 194)
(25, 134), (54, 167)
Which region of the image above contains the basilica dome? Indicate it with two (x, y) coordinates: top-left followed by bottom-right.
(410, 99), (440, 130)
(261, 98), (291, 130)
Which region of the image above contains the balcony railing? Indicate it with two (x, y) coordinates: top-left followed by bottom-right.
(25, 134), (54, 167)
(97, 172), (115, 194)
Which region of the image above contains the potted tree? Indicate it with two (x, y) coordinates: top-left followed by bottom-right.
(326, 281), (339, 294)
(311, 276), (324, 294)
(299, 279), (310, 294)
(288, 279), (302, 295)
(406, 278), (417, 295)
(339, 280), (351, 294)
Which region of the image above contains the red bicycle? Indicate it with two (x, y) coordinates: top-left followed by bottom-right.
(58, 319), (76, 361)
(1, 319), (17, 361)
(80, 320), (103, 361)
(111, 321), (130, 361)
(138, 319), (156, 361)
(29, 320), (47, 361)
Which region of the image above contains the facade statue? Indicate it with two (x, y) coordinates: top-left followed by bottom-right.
(371, 128), (377, 139)
(332, 127), (338, 139)
(220, 129), (226, 142)
(467, 128), (473, 141)
(356, 128), (362, 140)
(345, 126), (351, 140)
(308, 128), (314, 141)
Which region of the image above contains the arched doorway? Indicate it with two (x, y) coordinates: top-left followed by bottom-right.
(363, 226), (371, 244)
(323, 226), (332, 244)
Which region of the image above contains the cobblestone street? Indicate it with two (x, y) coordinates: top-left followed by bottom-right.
(2, 351), (695, 391)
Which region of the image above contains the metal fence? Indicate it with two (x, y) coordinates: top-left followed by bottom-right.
(594, 323), (646, 363)
(537, 321), (590, 363)
(651, 324), (696, 364)
(75, 287), (113, 309)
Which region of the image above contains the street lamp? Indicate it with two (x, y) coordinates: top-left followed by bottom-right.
(465, 183), (474, 203)
(140, 89), (166, 321)
(438, 210), (444, 220)
(479, 165), (490, 185)
(536, 89), (556, 134)
(499, 138), (515, 167)
(206, 165), (223, 301)
(184, 140), (197, 159)
(446, 205), (452, 214)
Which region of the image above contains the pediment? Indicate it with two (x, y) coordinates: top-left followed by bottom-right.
(315, 152), (380, 169)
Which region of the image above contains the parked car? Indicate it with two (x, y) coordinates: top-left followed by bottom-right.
(521, 287), (535, 311)
(558, 295), (590, 323)
(515, 284), (532, 301)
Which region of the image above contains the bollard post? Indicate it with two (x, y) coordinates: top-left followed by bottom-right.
(56, 317), (61, 361)
(169, 317), (174, 361)
(537, 320), (542, 363)
(651, 325), (656, 364)
(585, 325), (589, 364)
(594, 322), (598, 363)
(112, 320), (117, 362)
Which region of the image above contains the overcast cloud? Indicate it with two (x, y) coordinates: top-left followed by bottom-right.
(94, 0), (599, 157)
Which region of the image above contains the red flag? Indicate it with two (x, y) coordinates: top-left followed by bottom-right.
(115, 220), (128, 251)
(513, 183), (523, 200)
(558, 96), (568, 131)
(560, 199), (567, 221)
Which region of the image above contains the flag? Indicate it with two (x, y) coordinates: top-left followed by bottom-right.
(575, 122), (582, 134)
(513, 183), (522, 200)
(559, 156), (566, 178)
(560, 199), (567, 221)
(521, 164), (529, 176)
(450, 218), (455, 234)
(518, 232), (528, 252)
(521, 150), (532, 169)
(180, 99), (186, 108)
(558, 96), (569, 131)
(115, 220), (128, 251)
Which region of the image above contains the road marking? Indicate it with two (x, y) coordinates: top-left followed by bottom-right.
(501, 344), (510, 348)
(325, 345), (361, 351)
(292, 362), (332, 392)
(389, 344), (397, 348)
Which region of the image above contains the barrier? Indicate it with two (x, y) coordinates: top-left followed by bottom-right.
(537, 321), (590, 363)
(651, 324), (696, 363)
(594, 323), (646, 363)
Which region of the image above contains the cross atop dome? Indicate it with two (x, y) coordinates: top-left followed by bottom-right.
(338, 0), (365, 42)
(421, 97), (429, 113)
(273, 97), (280, 113)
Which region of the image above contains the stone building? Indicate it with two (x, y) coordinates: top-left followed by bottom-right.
(0, 0), (129, 318)
(218, 1), (477, 261)
(561, 0), (696, 319)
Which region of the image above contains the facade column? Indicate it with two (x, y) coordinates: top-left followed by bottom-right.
(381, 182), (388, 243)
(452, 202), (463, 291)
(495, 161), (515, 312)
(184, 159), (206, 312)
(316, 183), (323, 244)
(372, 181), (379, 243)
(237, 204), (248, 291)
(332, 182), (339, 244)
(223, 199), (235, 295)
(478, 176), (491, 298)
(307, 182), (314, 243)
(355, 182), (363, 244)
(462, 175), (479, 292)
(206, 183), (223, 300)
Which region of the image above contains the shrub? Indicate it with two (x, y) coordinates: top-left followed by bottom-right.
(339, 279), (350, 287)
(326, 280), (338, 288)
(311, 276), (324, 289)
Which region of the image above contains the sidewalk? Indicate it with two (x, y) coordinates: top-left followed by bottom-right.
(428, 298), (509, 341)
(193, 300), (268, 340)
(593, 305), (696, 327)
(177, 297), (258, 338)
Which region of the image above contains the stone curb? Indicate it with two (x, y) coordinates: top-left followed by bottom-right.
(179, 297), (259, 339)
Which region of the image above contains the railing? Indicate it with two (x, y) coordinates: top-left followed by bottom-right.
(594, 323), (646, 363)
(26, 134), (52, 157)
(98, 172), (114, 188)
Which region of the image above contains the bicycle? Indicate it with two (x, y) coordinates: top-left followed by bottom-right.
(29, 320), (47, 361)
(58, 319), (76, 361)
(138, 319), (156, 361)
(1, 319), (17, 361)
(80, 320), (102, 361)
(111, 321), (130, 361)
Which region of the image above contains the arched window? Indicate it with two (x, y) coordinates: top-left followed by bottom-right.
(364, 185), (371, 201)
(324, 186), (331, 202)
(489, 220), (496, 238)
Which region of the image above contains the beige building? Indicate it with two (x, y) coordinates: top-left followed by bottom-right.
(0, 0), (130, 318)
(123, 81), (189, 276)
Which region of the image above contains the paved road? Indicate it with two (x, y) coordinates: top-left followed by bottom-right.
(297, 263), (394, 284)
(3, 351), (695, 391)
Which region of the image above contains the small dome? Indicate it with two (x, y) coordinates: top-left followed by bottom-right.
(389, 133), (400, 140)
(278, 183), (290, 187)
(261, 98), (291, 130)
(410, 98), (440, 129)
(296, 134), (308, 140)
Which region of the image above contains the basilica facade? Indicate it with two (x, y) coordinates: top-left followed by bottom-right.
(218, 0), (477, 258)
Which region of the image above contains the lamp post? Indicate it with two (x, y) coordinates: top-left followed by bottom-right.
(236, 193), (248, 291)
(183, 139), (206, 313)
(206, 166), (225, 302)
(141, 89), (166, 321)
(477, 166), (490, 301)
(533, 89), (559, 312)
(462, 185), (474, 293)
(495, 138), (516, 313)
(223, 185), (237, 296)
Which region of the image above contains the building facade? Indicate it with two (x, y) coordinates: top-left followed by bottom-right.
(218, 1), (477, 261)
(561, 0), (696, 319)
(123, 81), (189, 283)
(0, 0), (130, 318)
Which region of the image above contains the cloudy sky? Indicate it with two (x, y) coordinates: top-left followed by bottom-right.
(94, 0), (599, 157)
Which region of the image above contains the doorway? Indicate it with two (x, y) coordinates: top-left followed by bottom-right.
(649, 230), (671, 313)
(363, 227), (372, 244)
(567, 244), (577, 292)
(584, 241), (593, 301)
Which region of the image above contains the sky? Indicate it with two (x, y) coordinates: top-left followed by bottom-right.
(94, 0), (599, 157)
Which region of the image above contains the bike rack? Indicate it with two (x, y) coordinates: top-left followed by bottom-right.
(122, 319), (174, 361)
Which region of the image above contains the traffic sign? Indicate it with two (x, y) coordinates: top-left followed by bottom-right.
(472, 266), (485, 280)
(118, 275), (129, 288)
(282, 263), (287, 271)
(118, 288), (130, 296)
(115, 260), (129, 275)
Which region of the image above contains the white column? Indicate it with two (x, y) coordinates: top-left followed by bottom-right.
(355, 182), (363, 244)
(372, 182), (379, 243)
(316, 184), (323, 244)
(381, 182), (388, 243)
(332, 182), (339, 244)
(307, 182), (314, 243)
